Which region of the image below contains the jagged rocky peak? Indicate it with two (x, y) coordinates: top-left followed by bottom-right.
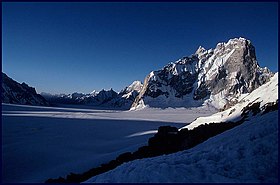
(95, 88), (117, 99)
(78, 88), (118, 106)
(195, 46), (207, 57)
(103, 81), (144, 109)
(70, 92), (85, 100)
(2, 72), (49, 106)
(90, 90), (98, 96)
(148, 54), (198, 97)
(121, 81), (143, 94)
(131, 54), (201, 109)
(119, 81), (143, 100)
(195, 37), (273, 109)
(132, 37), (273, 110)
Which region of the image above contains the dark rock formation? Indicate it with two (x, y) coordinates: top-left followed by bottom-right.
(2, 72), (49, 106)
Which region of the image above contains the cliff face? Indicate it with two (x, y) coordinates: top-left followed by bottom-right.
(132, 38), (273, 110)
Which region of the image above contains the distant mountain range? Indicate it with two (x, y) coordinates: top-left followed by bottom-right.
(40, 81), (143, 109)
(2, 38), (275, 110)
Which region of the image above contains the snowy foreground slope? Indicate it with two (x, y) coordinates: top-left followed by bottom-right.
(85, 111), (278, 183)
(84, 73), (278, 183)
(2, 103), (214, 183)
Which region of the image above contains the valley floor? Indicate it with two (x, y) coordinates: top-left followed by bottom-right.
(1, 103), (215, 183)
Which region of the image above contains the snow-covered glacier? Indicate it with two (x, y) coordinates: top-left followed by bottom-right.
(1, 103), (214, 182)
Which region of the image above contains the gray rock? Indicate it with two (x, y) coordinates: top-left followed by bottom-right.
(132, 38), (273, 110)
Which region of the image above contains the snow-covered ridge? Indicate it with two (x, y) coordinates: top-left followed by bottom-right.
(181, 72), (278, 130)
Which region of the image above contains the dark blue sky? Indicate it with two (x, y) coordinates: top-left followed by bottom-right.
(2, 2), (278, 94)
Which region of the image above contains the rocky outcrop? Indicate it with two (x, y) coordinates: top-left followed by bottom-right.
(2, 72), (49, 106)
(132, 38), (273, 110)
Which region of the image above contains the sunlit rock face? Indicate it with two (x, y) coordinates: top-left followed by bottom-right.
(132, 38), (273, 110)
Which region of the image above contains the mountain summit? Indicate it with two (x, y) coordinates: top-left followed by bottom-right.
(131, 37), (273, 110)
